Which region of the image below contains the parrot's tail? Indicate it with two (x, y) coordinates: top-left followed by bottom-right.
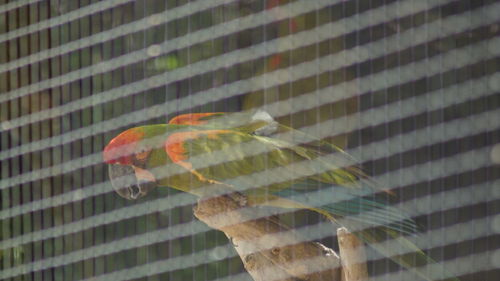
(271, 183), (459, 280)
(333, 219), (460, 281)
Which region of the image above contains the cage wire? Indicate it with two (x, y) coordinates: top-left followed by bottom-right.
(0, 0), (499, 280)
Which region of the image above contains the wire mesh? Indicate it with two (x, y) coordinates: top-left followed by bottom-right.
(0, 0), (498, 281)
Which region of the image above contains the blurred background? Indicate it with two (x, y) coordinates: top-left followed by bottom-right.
(0, 0), (499, 280)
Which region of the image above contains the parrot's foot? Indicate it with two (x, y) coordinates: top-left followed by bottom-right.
(228, 192), (248, 207)
(229, 236), (238, 247)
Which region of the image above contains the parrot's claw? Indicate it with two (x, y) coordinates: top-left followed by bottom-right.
(229, 193), (248, 207)
(229, 237), (238, 247)
(237, 196), (248, 207)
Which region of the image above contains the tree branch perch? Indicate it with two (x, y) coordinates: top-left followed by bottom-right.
(193, 193), (369, 281)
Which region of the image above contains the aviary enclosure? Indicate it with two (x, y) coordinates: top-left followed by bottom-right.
(0, 0), (499, 280)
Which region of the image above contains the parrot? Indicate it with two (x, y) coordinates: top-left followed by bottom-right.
(103, 110), (459, 281)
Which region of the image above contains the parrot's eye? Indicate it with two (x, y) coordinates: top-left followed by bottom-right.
(108, 164), (156, 200)
(132, 149), (151, 167)
(136, 149), (149, 158)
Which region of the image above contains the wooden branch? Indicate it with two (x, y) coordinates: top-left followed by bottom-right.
(338, 227), (369, 281)
(194, 193), (341, 281)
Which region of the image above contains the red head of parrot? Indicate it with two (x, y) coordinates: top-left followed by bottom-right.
(103, 127), (146, 165)
(103, 127), (157, 200)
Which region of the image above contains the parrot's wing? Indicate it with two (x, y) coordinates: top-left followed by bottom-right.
(163, 128), (417, 235)
(168, 111), (371, 180)
(168, 111), (368, 179)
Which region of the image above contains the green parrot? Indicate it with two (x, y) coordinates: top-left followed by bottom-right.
(103, 110), (459, 281)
